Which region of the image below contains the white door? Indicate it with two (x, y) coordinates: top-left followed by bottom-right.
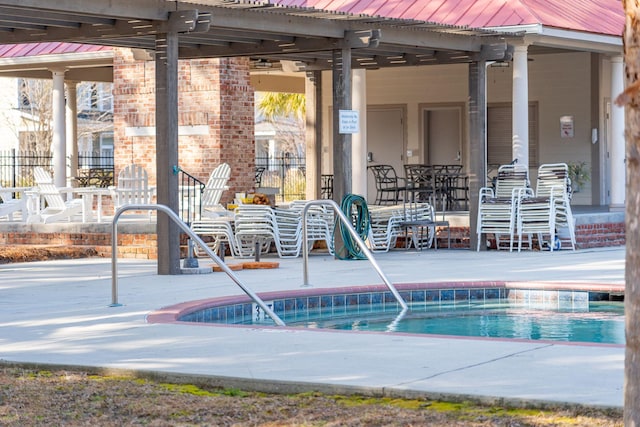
(366, 107), (405, 203)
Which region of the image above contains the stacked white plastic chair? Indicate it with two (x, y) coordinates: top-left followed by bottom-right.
(476, 164), (529, 251)
(516, 163), (575, 251)
(190, 218), (239, 258)
(403, 203), (436, 250)
(233, 205), (278, 258)
(273, 206), (303, 257)
(367, 205), (404, 252)
(288, 200), (334, 255)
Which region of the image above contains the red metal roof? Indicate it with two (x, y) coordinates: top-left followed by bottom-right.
(0, 42), (110, 59)
(0, 1), (623, 62)
(276, 0), (624, 37)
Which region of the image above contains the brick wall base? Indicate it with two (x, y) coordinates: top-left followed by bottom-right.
(0, 220), (625, 260)
(0, 231), (158, 259)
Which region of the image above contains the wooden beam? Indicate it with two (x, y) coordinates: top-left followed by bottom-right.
(206, 6), (346, 39)
(180, 36), (340, 58)
(0, 0), (171, 21)
(468, 60), (487, 252)
(180, 29), (380, 59)
(155, 30), (181, 275)
(0, 9), (208, 44)
(332, 47), (352, 203)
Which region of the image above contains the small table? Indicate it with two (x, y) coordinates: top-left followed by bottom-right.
(71, 187), (112, 222)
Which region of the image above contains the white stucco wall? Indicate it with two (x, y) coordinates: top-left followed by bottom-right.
(320, 51), (599, 205)
(0, 77), (20, 152)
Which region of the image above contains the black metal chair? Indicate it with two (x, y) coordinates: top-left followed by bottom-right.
(321, 174), (333, 199)
(404, 164), (437, 206)
(368, 164), (405, 205)
(255, 166), (266, 188)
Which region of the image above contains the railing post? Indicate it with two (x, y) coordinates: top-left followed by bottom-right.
(301, 200), (408, 310)
(111, 204), (286, 326)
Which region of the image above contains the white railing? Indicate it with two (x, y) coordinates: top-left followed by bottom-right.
(301, 200), (409, 311)
(110, 204), (285, 326)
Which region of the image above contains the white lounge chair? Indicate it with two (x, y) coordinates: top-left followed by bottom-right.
(476, 164), (529, 251)
(109, 164), (155, 219)
(367, 205), (403, 252)
(201, 163), (231, 218)
(191, 218), (239, 258)
(516, 163), (575, 251)
(27, 167), (83, 223)
(0, 184), (27, 221)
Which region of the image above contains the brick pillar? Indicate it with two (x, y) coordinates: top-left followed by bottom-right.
(112, 49), (255, 205)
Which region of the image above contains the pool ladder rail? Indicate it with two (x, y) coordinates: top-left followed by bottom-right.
(301, 199), (408, 311)
(110, 202), (409, 326)
(110, 204), (285, 326)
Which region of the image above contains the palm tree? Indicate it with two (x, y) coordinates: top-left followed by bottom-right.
(619, 0), (640, 423)
(257, 92), (305, 121)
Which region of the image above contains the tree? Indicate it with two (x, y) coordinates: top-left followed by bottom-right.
(256, 92), (306, 157)
(17, 78), (53, 152)
(618, 0), (640, 423)
(257, 92), (305, 121)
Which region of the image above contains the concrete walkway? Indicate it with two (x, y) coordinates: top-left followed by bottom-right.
(0, 247), (626, 409)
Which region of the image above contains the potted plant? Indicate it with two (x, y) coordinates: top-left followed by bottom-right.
(567, 161), (590, 193)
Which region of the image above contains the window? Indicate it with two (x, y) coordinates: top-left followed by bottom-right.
(487, 103), (539, 167)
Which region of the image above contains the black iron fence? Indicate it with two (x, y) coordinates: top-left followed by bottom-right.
(0, 150), (309, 204)
(0, 150), (114, 187)
(0, 150), (52, 187)
(255, 154), (306, 202)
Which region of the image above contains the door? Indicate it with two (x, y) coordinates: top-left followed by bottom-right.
(366, 106), (405, 203)
(422, 106), (462, 166)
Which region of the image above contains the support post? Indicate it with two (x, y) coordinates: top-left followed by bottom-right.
(512, 44), (529, 169)
(305, 71), (322, 200)
(332, 47), (352, 203)
(468, 61), (487, 251)
(352, 68), (367, 197)
(51, 69), (67, 188)
(66, 81), (79, 186)
(155, 31), (181, 275)
(610, 55), (625, 211)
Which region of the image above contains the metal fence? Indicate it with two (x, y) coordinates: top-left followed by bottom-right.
(0, 150), (114, 187)
(255, 154), (306, 202)
(0, 150), (52, 187)
(0, 150), (308, 202)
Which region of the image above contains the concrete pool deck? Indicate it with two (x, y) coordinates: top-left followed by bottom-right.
(0, 247), (626, 409)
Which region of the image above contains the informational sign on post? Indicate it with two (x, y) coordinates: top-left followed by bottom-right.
(339, 110), (359, 134)
(560, 115), (574, 138)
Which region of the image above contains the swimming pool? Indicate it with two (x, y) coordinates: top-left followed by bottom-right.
(150, 282), (625, 345)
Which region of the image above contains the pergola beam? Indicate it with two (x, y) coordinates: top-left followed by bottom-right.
(0, 0), (172, 21)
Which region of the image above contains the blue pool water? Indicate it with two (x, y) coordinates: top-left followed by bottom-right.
(295, 302), (625, 344)
(177, 288), (625, 345)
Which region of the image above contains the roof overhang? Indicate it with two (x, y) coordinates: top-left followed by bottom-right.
(487, 24), (622, 55)
(0, 0), (513, 72)
(0, 50), (113, 81)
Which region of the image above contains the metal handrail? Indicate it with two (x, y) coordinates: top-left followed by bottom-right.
(301, 200), (409, 311)
(110, 203), (286, 326)
(174, 166), (206, 225)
